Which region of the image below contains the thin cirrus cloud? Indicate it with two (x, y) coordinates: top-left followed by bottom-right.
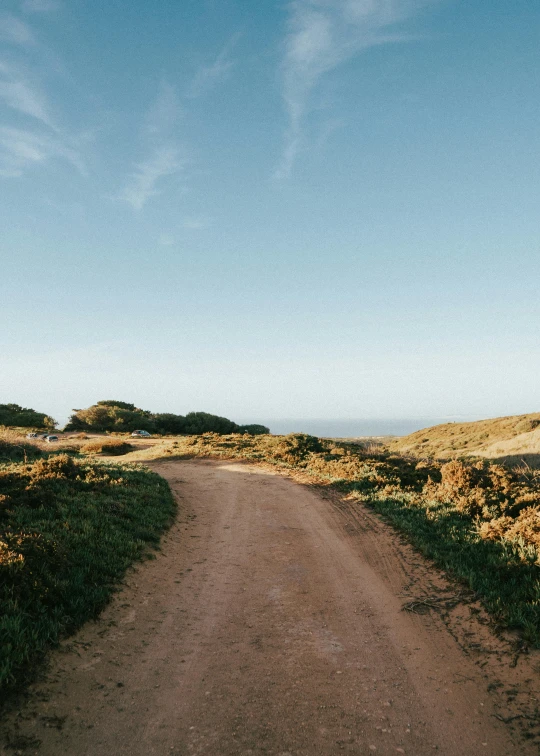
(144, 80), (182, 137)
(182, 216), (209, 230)
(0, 7), (87, 178)
(119, 144), (185, 211)
(158, 232), (175, 246)
(0, 61), (56, 130)
(0, 125), (85, 177)
(119, 82), (186, 211)
(21, 0), (61, 13)
(186, 32), (240, 98)
(0, 56), (85, 177)
(276, 0), (435, 178)
(0, 12), (35, 45)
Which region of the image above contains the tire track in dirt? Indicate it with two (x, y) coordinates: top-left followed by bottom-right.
(1, 459), (538, 755)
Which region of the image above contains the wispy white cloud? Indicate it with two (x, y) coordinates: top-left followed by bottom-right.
(187, 33), (240, 98)
(157, 217), (210, 246)
(0, 60), (57, 129)
(0, 12), (88, 180)
(0, 12), (35, 45)
(119, 82), (186, 210)
(0, 125), (85, 176)
(182, 216), (210, 230)
(276, 0), (434, 178)
(21, 0), (61, 13)
(119, 144), (184, 211)
(145, 80), (181, 137)
(158, 232), (175, 246)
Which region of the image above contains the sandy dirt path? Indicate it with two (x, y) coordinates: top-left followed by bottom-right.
(1, 459), (538, 755)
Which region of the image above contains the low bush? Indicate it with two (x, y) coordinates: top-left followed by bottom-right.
(0, 455), (175, 693)
(82, 440), (133, 456)
(272, 433), (324, 464)
(0, 436), (42, 463)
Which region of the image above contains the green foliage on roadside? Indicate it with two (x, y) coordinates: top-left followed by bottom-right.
(150, 432), (540, 644)
(0, 454), (175, 693)
(359, 489), (540, 644)
(0, 404), (56, 430)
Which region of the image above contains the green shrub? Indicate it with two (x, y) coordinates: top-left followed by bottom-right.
(238, 424), (270, 435)
(0, 456), (175, 693)
(0, 404), (56, 429)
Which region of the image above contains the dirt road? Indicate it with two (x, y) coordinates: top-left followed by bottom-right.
(2, 459), (538, 755)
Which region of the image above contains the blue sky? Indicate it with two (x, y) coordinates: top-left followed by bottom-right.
(1, 0), (539, 428)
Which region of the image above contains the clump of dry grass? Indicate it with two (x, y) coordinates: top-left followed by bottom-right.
(82, 440), (133, 456)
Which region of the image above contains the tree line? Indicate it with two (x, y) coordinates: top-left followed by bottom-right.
(0, 400), (269, 436)
(0, 404), (56, 430)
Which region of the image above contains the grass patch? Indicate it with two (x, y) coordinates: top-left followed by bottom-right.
(352, 490), (540, 643)
(0, 454), (175, 694)
(134, 432), (540, 643)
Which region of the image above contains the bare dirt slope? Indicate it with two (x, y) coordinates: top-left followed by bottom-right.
(2, 459), (539, 755)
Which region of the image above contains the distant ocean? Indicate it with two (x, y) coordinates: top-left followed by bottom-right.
(240, 418), (474, 438)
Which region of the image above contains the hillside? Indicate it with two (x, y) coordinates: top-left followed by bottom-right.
(390, 412), (540, 465)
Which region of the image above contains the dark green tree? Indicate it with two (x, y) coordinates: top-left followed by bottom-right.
(0, 403), (56, 429)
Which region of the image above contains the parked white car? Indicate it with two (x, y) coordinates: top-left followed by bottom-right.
(131, 430), (152, 438)
(44, 435), (59, 443)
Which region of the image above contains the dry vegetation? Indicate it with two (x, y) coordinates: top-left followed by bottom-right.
(390, 412), (540, 466)
(82, 439), (134, 456)
(126, 432), (540, 642)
